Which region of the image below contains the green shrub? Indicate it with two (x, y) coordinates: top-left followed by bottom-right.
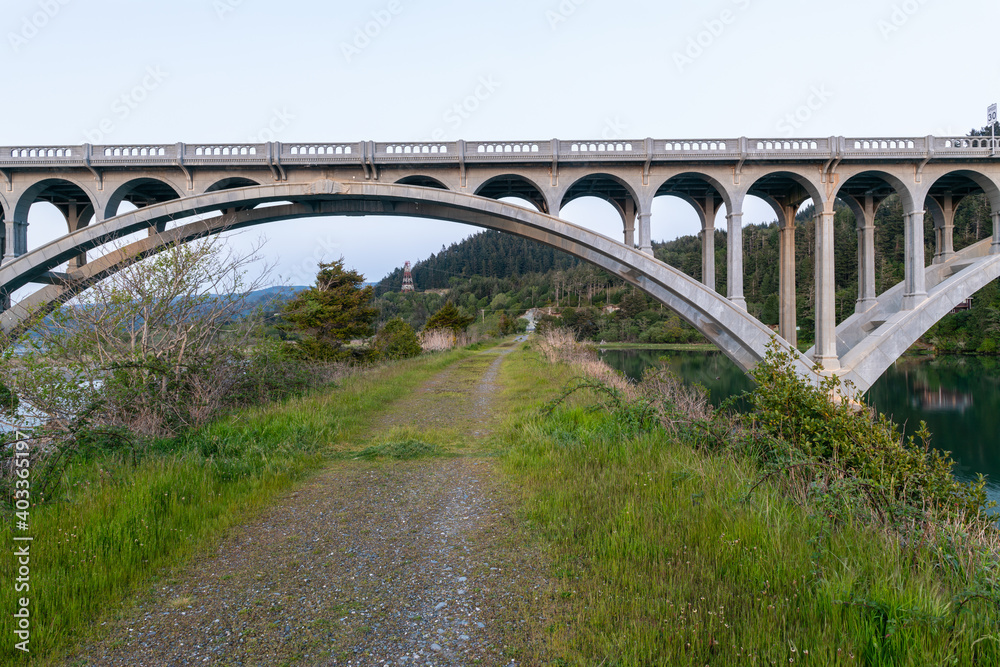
(977, 337), (998, 355)
(371, 317), (422, 360)
(740, 343), (989, 523)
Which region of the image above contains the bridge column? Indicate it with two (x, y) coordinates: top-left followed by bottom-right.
(623, 199), (636, 248)
(902, 209), (928, 310)
(856, 195), (878, 313)
(3, 220), (27, 260)
(701, 196), (716, 291)
(3, 221), (14, 263)
(931, 194), (957, 264)
(814, 209), (839, 370)
(726, 210), (746, 309)
(993, 211), (1000, 255)
(636, 196), (653, 255)
(778, 204), (797, 346)
(66, 203), (93, 270)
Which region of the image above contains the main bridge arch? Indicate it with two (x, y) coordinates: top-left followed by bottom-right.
(4, 179), (993, 394)
(0, 180), (816, 384)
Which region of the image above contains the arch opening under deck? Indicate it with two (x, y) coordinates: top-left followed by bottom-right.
(475, 175), (548, 214)
(0, 180), (808, 387)
(104, 177), (183, 220)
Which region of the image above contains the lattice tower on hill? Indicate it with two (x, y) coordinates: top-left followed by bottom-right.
(401, 261), (415, 292)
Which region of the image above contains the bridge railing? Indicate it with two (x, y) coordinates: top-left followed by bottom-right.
(4, 145), (81, 163)
(184, 144), (269, 165)
(283, 143), (362, 164)
(658, 139), (741, 158)
(934, 136), (999, 154)
(470, 141), (550, 160)
(377, 142), (457, 163)
(1, 136), (999, 169)
(748, 138), (831, 155)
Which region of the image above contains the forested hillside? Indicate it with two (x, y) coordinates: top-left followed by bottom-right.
(375, 230), (580, 295)
(374, 194), (1000, 353)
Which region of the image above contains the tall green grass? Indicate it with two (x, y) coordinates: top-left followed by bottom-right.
(0, 348), (474, 663)
(500, 349), (1000, 666)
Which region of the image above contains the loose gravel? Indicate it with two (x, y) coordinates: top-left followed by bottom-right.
(72, 346), (552, 666)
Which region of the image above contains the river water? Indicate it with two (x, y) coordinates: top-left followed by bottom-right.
(598, 348), (1000, 505)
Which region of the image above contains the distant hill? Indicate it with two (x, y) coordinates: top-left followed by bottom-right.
(241, 285), (309, 313)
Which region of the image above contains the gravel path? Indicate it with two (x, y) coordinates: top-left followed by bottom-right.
(72, 345), (550, 666)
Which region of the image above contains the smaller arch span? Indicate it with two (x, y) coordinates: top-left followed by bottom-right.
(832, 169), (917, 213)
(744, 170), (825, 211)
(395, 175), (450, 190)
(204, 177), (262, 193)
(103, 177), (183, 220)
(560, 173), (640, 216)
(474, 174), (549, 213)
(13, 177), (97, 223)
(651, 172), (733, 214)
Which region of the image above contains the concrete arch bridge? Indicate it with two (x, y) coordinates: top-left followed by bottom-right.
(1, 136), (999, 394)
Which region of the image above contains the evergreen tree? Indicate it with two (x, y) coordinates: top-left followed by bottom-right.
(282, 259), (377, 360)
(424, 302), (474, 334)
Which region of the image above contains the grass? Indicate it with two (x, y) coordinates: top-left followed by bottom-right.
(0, 347), (477, 663)
(499, 345), (1000, 666)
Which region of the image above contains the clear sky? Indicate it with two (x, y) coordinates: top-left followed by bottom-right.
(6, 0), (997, 286)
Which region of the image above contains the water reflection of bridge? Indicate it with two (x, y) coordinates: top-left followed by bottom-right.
(911, 384), (974, 413)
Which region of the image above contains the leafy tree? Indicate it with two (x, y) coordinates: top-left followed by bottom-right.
(371, 317), (422, 360)
(424, 301), (474, 334)
(282, 259), (377, 360)
(618, 291), (648, 319)
(496, 312), (519, 336)
(1, 235), (278, 437)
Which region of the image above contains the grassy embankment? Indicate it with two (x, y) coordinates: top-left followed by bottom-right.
(0, 346), (485, 663)
(8, 333), (998, 665)
(498, 337), (1000, 666)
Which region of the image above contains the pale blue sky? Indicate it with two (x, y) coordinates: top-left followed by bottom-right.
(6, 0), (997, 285)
